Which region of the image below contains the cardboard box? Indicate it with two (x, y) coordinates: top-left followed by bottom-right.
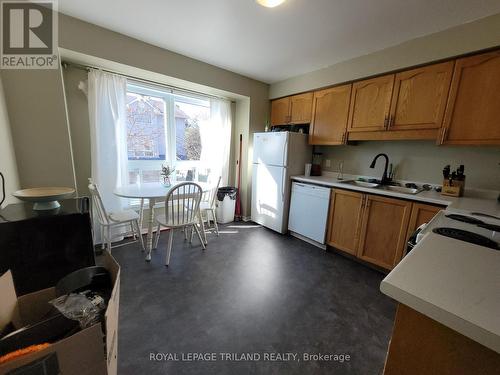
(0, 252), (120, 375)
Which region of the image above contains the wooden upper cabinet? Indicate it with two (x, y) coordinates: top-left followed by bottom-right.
(270, 97), (291, 126)
(348, 75), (394, 132)
(389, 61), (454, 131)
(327, 189), (364, 256)
(289, 92), (313, 124)
(309, 85), (352, 145)
(440, 51), (500, 145)
(357, 195), (411, 270)
(272, 50), (500, 143)
(270, 93), (313, 125)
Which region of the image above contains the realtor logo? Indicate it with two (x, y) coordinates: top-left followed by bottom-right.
(1, 0), (58, 69)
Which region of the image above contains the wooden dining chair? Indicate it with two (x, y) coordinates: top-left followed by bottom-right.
(88, 179), (144, 253)
(153, 182), (205, 266)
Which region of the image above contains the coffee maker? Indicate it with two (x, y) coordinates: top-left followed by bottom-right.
(311, 152), (322, 176)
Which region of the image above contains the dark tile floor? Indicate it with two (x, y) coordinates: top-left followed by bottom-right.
(110, 223), (396, 375)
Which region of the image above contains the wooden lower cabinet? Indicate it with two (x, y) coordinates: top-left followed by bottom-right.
(357, 195), (412, 269)
(405, 202), (442, 243)
(384, 304), (500, 375)
(327, 189), (425, 270)
(326, 189), (364, 255)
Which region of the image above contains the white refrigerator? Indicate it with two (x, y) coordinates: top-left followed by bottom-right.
(251, 132), (311, 233)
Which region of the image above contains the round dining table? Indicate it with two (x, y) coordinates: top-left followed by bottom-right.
(114, 181), (210, 261)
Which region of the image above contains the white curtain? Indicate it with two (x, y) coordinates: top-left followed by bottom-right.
(200, 98), (232, 185)
(87, 70), (128, 242)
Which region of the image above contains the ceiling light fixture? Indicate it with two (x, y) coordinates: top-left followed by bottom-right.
(256, 0), (286, 8)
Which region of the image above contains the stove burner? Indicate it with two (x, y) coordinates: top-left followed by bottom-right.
(478, 223), (500, 232)
(445, 214), (484, 225)
(433, 227), (499, 250)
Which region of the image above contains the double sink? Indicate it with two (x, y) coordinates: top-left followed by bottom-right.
(339, 180), (423, 195)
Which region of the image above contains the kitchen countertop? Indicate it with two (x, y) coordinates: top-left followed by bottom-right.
(380, 232), (500, 353)
(291, 174), (500, 216)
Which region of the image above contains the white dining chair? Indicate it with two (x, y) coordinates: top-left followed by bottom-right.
(88, 179), (144, 253)
(139, 197), (191, 241)
(192, 176), (221, 240)
(153, 182), (205, 266)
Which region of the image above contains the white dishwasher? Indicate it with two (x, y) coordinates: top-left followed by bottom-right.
(288, 182), (331, 248)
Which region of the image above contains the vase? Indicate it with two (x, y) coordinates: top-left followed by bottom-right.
(162, 176), (171, 187)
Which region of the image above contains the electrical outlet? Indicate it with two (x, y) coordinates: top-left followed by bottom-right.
(325, 159), (331, 168)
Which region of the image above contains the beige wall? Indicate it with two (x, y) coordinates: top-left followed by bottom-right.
(232, 98), (251, 217)
(0, 76), (20, 208)
(61, 67), (91, 196)
(270, 13), (500, 98)
(2, 12), (269, 217)
(319, 142), (500, 190)
(0, 69), (76, 189)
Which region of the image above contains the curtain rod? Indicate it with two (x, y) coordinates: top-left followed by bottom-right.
(61, 61), (235, 103)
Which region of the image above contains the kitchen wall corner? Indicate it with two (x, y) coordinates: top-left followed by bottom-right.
(0, 75), (20, 207)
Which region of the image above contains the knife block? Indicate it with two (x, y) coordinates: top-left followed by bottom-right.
(441, 178), (465, 197)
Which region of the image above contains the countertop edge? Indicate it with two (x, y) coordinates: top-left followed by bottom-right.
(380, 280), (500, 354)
(291, 176), (451, 206)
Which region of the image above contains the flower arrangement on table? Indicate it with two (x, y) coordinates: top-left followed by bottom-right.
(160, 164), (175, 187)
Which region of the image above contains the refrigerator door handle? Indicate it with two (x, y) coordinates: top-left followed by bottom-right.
(282, 136), (288, 167)
(282, 168), (286, 202)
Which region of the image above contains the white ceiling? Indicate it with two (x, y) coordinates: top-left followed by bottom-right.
(59, 0), (500, 83)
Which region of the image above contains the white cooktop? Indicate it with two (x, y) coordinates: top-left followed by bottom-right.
(419, 210), (500, 247)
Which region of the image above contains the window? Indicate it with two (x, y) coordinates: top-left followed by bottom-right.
(173, 96), (210, 182)
(125, 83), (214, 187)
(126, 93), (166, 161)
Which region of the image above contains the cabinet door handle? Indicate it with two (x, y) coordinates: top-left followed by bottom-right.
(384, 116), (389, 128)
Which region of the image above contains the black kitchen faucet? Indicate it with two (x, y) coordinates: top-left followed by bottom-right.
(369, 153), (391, 185)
